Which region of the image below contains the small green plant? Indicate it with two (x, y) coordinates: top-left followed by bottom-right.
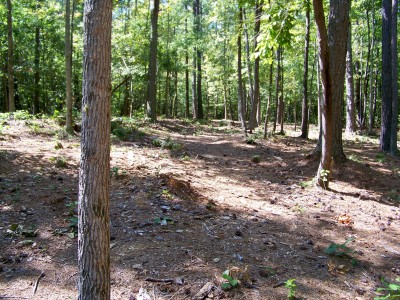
(251, 155), (261, 163)
(221, 270), (239, 290)
(50, 156), (68, 168)
(348, 154), (361, 162)
(152, 138), (163, 147)
(54, 141), (63, 150)
(284, 279), (297, 300)
(66, 201), (78, 215)
(388, 190), (400, 202)
(245, 135), (257, 145)
(291, 204), (305, 214)
(111, 166), (119, 177)
(374, 277), (400, 300)
(180, 155), (191, 161)
(14, 110), (33, 120)
(162, 189), (173, 200)
(376, 152), (386, 163)
(299, 178), (316, 188)
(324, 237), (355, 257)
(154, 216), (175, 225)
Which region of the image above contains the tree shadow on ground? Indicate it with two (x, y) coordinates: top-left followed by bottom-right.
(1, 136), (399, 299)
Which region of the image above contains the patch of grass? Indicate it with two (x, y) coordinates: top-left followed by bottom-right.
(299, 178), (316, 188)
(245, 135), (257, 145)
(375, 277), (400, 300)
(388, 190), (400, 202)
(54, 128), (71, 140)
(348, 154), (362, 162)
(180, 155), (191, 161)
(324, 237), (355, 258)
(54, 141), (63, 150)
(50, 156), (68, 168)
(376, 152), (386, 163)
(291, 204), (305, 214)
(251, 155), (261, 163)
(152, 137), (182, 150)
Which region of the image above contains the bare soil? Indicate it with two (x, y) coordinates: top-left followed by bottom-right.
(0, 118), (399, 300)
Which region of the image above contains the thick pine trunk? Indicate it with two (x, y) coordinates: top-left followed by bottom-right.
(329, 0), (349, 163)
(146, 0), (160, 123)
(381, 0), (392, 151)
(313, 0), (333, 189)
(78, 0), (112, 298)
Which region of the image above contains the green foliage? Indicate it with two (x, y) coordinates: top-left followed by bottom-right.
(221, 270), (239, 290)
(348, 154), (362, 162)
(50, 156), (68, 168)
(376, 153), (386, 163)
(284, 278), (297, 299)
(6, 224), (37, 237)
(251, 155), (261, 163)
(324, 238), (355, 258)
(375, 277), (400, 300)
(154, 216), (175, 225)
(152, 137), (182, 150)
(245, 135), (257, 144)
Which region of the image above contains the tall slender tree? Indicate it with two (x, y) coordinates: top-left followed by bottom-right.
(345, 22), (356, 134)
(6, 0), (15, 112)
(78, 0), (113, 298)
(300, 0), (311, 138)
(146, 0), (160, 123)
(238, 6), (247, 136)
(66, 0), (73, 131)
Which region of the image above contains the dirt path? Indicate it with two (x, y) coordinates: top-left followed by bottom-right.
(0, 119), (399, 299)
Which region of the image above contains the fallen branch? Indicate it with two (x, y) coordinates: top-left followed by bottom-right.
(32, 271), (45, 295)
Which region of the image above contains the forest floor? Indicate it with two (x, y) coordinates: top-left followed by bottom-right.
(0, 116), (400, 300)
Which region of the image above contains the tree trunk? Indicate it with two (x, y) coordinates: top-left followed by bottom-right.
(313, 0), (333, 189)
(146, 0), (160, 123)
(345, 23), (357, 134)
(389, 0), (398, 154)
(328, 0), (349, 163)
(66, 0), (73, 132)
(34, 24), (40, 114)
(273, 49), (281, 134)
(197, 49), (204, 119)
(185, 18), (190, 118)
(194, 0), (203, 119)
(6, 0), (15, 112)
(78, 0), (112, 298)
(263, 60), (273, 139)
(237, 7), (247, 136)
(380, 0), (392, 152)
(243, 9), (255, 132)
(368, 2), (376, 135)
(300, 0), (311, 138)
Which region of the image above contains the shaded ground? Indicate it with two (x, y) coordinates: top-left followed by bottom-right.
(0, 118), (399, 300)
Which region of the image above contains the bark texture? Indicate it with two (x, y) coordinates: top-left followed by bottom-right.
(78, 0), (113, 298)
(345, 23), (356, 134)
(237, 7), (247, 136)
(146, 0), (160, 123)
(66, 0), (73, 131)
(6, 0), (15, 112)
(313, 0), (333, 188)
(300, 0), (311, 138)
(328, 0), (350, 163)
